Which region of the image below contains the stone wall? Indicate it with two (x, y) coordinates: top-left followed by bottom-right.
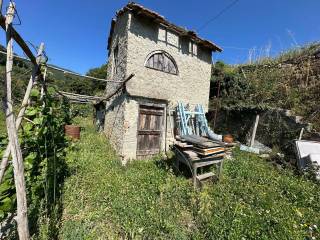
(104, 94), (126, 157)
(104, 12), (130, 155)
(209, 108), (311, 159)
(105, 11), (216, 160)
(125, 14), (212, 111)
(106, 12), (130, 95)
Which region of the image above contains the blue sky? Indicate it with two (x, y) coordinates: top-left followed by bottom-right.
(1, 0), (319, 74)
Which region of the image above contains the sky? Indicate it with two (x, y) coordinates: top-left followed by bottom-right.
(0, 0), (319, 74)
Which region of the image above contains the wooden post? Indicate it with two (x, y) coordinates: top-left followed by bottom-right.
(0, 0), (3, 15)
(40, 66), (47, 100)
(250, 114), (260, 147)
(213, 79), (221, 131)
(299, 128), (304, 140)
(3, 2), (30, 239)
(0, 43), (44, 184)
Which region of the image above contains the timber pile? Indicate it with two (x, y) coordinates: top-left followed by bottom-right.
(175, 135), (226, 159)
(173, 135), (226, 188)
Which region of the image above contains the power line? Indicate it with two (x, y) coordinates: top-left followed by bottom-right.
(197, 0), (240, 32)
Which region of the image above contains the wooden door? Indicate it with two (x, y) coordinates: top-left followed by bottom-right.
(137, 105), (164, 159)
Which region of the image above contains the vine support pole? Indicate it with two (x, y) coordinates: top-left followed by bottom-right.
(0, 43), (44, 184)
(40, 66), (47, 100)
(3, 2), (30, 239)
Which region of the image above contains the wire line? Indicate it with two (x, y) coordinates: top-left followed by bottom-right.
(197, 0), (240, 32)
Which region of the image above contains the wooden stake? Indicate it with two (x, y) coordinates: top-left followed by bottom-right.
(3, 2), (30, 239)
(40, 66), (47, 100)
(213, 79), (221, 131)
(299, 128), (304, 141)
(250, 114), (260, 147)
(0, 0), (3, 15)
(0, 43), (44, 184)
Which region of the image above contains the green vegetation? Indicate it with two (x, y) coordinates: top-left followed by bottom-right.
(1, 40), (319, 240)
(59, 119), (320, 239)
(0, 46), (108, 101)
(211, 43), (320, 130)
(49, 64), (107, 96)
(0, 87), (70, 239)
(0, 46), (109, 238)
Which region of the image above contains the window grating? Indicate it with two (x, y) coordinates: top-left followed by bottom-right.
(145, 51), (178, 75)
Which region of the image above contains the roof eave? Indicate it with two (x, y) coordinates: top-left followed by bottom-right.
(107, 2), (223, 53)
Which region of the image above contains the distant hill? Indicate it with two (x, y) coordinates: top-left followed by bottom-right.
(0, 44), (108, 103)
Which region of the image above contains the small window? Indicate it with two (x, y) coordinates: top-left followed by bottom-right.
(190, 41), (197, 56)
(145, 51), (178, 75)
(113, 45), (119, 74)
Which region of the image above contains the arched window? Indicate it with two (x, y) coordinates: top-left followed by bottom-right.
(145, 51), (178, 75)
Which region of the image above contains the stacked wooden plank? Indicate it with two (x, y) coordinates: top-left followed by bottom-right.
(175, 135), (225, 159)
(173, 135), (226, 188)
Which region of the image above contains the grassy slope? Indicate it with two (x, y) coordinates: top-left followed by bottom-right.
(59, 119), (320, 239)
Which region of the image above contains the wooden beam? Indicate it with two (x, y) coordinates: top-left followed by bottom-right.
(58, 91), (104, 100)
(102, 73), (135, 101)
(0, 15), (37, 65)
(47, 64), (123, 83)
(3, 2), (30, 239)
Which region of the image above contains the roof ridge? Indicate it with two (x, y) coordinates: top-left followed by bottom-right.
(108, 2), (222, 52)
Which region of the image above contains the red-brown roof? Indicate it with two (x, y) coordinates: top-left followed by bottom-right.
(107, 2), (222, 52)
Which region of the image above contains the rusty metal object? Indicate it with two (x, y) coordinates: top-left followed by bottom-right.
(65, 125), (81, 140)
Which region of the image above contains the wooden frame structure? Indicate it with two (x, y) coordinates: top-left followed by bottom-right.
(1, 2), (35, 239)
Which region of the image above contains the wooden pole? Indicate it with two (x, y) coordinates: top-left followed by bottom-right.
(0, 43), (44, 184)
(250, 114), (260, 147)
(0, 15), (37, 65)
(102, 73), (135, 101)
(0, 0), (3, 15)
(40, 66), (47, 100)
(213, 79), (221, 131)
(3, 2), (30, 239)
(299, 128), (304, 141)
(47, 64), (123, 83)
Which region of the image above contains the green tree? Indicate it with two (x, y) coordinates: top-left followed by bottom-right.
(85, 64), (108, 94)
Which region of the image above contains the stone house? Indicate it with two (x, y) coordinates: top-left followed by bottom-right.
(104, 2), (222, 162)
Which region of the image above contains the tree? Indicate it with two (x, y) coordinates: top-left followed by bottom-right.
(86, 64), (108, 94)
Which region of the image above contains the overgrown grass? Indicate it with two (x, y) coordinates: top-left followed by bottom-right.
(211, 43), (320, 131)
(59, 118), (320, 239)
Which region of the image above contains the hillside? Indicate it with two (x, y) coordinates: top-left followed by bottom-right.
(57, 118), (320, 239)
(210, 43), (320, 130)
(210, 43), (320, 136)
(0, 47), (108, 103)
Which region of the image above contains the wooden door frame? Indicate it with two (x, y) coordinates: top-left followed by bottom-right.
(136, 102), (166, 159)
